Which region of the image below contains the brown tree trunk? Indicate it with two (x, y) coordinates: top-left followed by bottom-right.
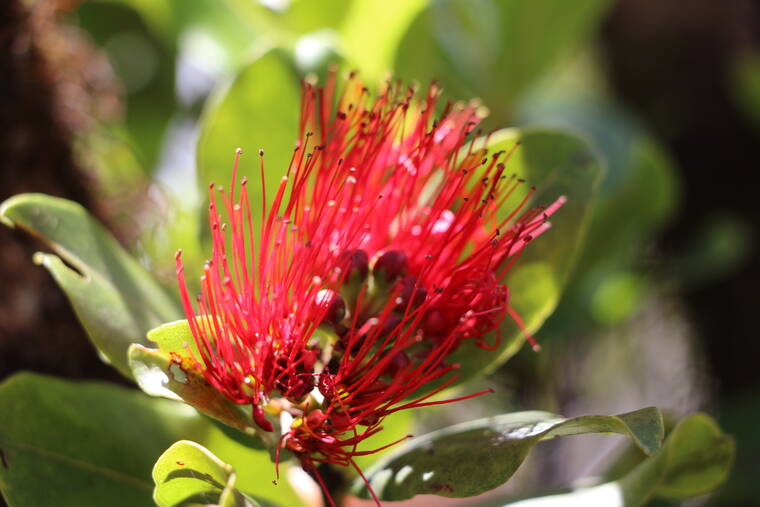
(0, 0), (125, 385)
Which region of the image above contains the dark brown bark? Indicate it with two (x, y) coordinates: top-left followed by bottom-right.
(0, 0), (125, 385)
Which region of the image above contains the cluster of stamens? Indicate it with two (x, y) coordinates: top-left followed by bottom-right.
(175, 71), (565, 506)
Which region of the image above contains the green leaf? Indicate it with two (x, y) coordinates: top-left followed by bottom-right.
(353, 409), (414, 471)
(653, 413), (735, 499)
(502, 413), (734, 507)
(201, 425), (302, 507)
(97, 0), (274, 69)
(394, 0), (614, 124)
(0, 372), (301, 507)
(280, 0), (351, 34)
(0, 372), (205, 507)
(147, 318), (205, 359)
(196, 49), (301, 237)
(153, 441), (268, 507)
(0, 194), (183, 377)
(128, 343), (273, 448)
(132, 319), (276, 448)
(449, 128), (602, 379)
(76, 2), (177, 174)
(351, 407), (663, 501)
(339, 0), (428, 84)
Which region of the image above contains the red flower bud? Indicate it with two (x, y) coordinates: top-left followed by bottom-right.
(372, 250), (408, 283)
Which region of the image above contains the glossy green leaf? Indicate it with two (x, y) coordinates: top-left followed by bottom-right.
(352, 407), (663, 501)
(0, 372), (300, 507)
(394, 0), (613, 124)
(196, 49), (301, 235)
(503, 413), (734, 507)
(449, 128), (602, 379)
(0, 372), (204, 507)
(153, 441), (268, 507)
(0, 194), (182, 377)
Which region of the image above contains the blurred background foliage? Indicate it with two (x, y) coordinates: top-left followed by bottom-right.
(1, 0), (758, 505)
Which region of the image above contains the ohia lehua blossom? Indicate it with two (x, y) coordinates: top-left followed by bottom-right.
(175, 72), (564, 504)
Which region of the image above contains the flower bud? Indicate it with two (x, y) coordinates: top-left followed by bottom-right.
(339, 249), (369, 309)
(285, 376), (315, 401)
(384, 351), (411, 378)
(379, 313), (403, 337)
(422, 307), (448, 336)
(252, 405), (274, 432)
(329, 411), (353, 428)
(372, 250), (408, 284)
(359, 412), (381, 426)
(318, 372), (336, 398)
(341, 249), (369, 283)
(397, 276), (427, 308)
(317, 289), (346, 325)
(306, 409), (327, 428)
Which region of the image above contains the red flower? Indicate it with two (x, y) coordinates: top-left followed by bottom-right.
(176, 72), (564, 505)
